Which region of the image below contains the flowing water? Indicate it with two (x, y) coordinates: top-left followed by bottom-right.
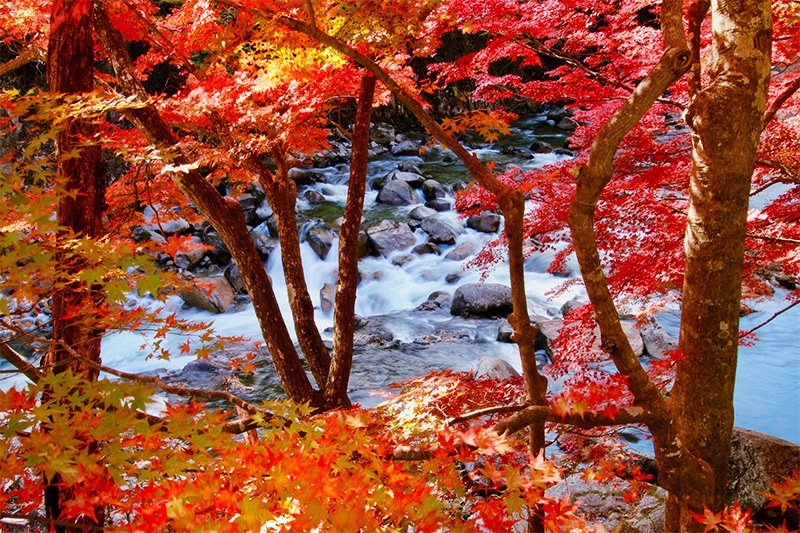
(4, 114), (798, 446)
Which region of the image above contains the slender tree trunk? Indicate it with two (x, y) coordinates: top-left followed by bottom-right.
(324, 71), (376, 409)
(93, 2), (317, 405)
(666, 1), (772, 530)
(43, 0), (106, 529)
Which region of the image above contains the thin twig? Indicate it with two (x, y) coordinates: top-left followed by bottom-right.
(447, 403), (528, 425)
(739, 300), (800, 339)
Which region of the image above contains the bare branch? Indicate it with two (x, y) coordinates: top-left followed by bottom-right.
(763, 75), (800, 128)
(0, 45), (46, 78)
(0, 342), (44, 384)
(447, 403), (528, 425)
(740, 299), (799, 339)
(493, 405), (652, 437)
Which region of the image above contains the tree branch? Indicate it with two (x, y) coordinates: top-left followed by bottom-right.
(763, 75), (800, 128)
(0, 342), (44, 384)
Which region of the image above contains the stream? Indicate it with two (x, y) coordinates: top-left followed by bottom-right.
(4, 112), (799, 447)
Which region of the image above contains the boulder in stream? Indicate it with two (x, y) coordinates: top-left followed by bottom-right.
(444, 241), (476, 261)
(377, 179), (420, 206)
(472, 357), (520, 380)
(370, 123), (395, 145)
(391, 139), (422, 156)
(320, 283), (336, 313)
(537, 318), (644, 360)
(179, 276), (235, 314)
(305, 225), (335, 260)
(419, 217), (457, 245)
(250, 230), (278, 261)
(451, 283), (513, 317)
(467, 212), (502, 233)
(640, 316), (678, 358)
(174, 236), (206, 270)
(410, 205), (438, 220)
(422, 179), (447, 201)
(425, 198), (451, 211)
(365, 220), (417, 257)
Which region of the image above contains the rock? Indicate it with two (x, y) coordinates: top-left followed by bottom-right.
(305, 225), (334, 260)
(425, 198), (451, 211)
(422, 179), (447, 201)
(313, 141), (350, 166)
(174, 236), (206, 270)
(729, 427), (800, 523)
(546, 471), (667, 533)
(472, 357), (520, 380)
(320, 283), (336, 313)
(537, 319), (645, 359)
(410, 205), (438, 220)
(237, 192), (257, 211)
(398, 160), (423, 174)
(451, 283), (513, 317)
(427, 291), (451, 305)
(497, 319), (516, 343)
(180, 276), (236, 313)
(557, 116), (579, 131)
(530, 140), (554, 153)
(202, 233), (232, 265)
(560, 295), (584, 316)
(370, 123), (395, 145)
(547, 107), (573, 121)
(304, 190), (326, 203)
(288, 167), (324, 185)
(255, 199), (273, 220)
(419, 217), (457, 245)
(386, 169), (426, 188)
(391, 254), (415, 267)
(142, 217), (191, 236)
(412, 242), (441, 256)
(377, 179), (420, 206)
(640, 316), (678, 358)
(554, 147), (574, 156)
(467, 212), (502, 233)
(445, 272), (465, 284)
(250, 230), (278, 261)
(224, 263), (247, 294)
(365, 220), (417, 257)
(391, 139), (422, 156)
(444, 241), (476, 261)
(357, 231), (370, 258)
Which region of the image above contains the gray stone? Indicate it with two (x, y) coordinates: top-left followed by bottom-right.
(370, 123), (395, 145)
(391, 254), (415, 267)
(320, 283), (336, 313)
(255, 199), (273, 221)
(445, 272), (465, 284)
(410, 205), (438, 220)
(422, 179), (447, 201)
(224, 263), (247, 294)
(729, 427), (800, 520)
(304, 190), (326, 203)
(426, 198), (451, 211)
(451, 283), (513, 317)
(238, 192), (257, 210)
(386, 169), (425, 188)
(427, 291), (451, 305)
(180, 276), (236, 314)
(419, 217), (457, 245)
(174, 236), (206, 270)
(391, 139), (422, 156)
(530, 140), (554, 153)
(444, 241), (476, 261)
(412, 242), (441, 256)
(250, 230), (278, 261)
(202, 233), (232, 265)
(365, 220), (417, 257)
(397, 160), (423, 174)
(142, 217), (190, 236)
(305, 225), (334, 260)
(287, 167), (324, 185)
(472, 357), (520, 380)
(377, 179), (420, 206)
(640, 316), (678, 358)
(467, 212), (502, 233)
(557, 116), (579, 131)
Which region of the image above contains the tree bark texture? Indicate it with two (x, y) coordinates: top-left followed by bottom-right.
(666, 1), (772, 530)
(324, 71), (376, 408)
(44, 0), (106, 379)
(44, 1), (106, 529)
(94, 1), (317, 404)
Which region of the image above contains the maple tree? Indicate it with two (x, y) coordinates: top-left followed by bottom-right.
(0, 0), (799, 531)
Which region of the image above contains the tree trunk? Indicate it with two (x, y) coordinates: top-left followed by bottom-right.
(324, 71), (376, 409)
(43, 0), (106, 529)
(93, 2), (317, 405)
(666, 1), (772, 530)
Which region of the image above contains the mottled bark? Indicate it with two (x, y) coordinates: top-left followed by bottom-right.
(94, 1), (316, 404)
(666, 0), (772, 530)
(43, 1), (106, 529)
(324, 72), (376, 409)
